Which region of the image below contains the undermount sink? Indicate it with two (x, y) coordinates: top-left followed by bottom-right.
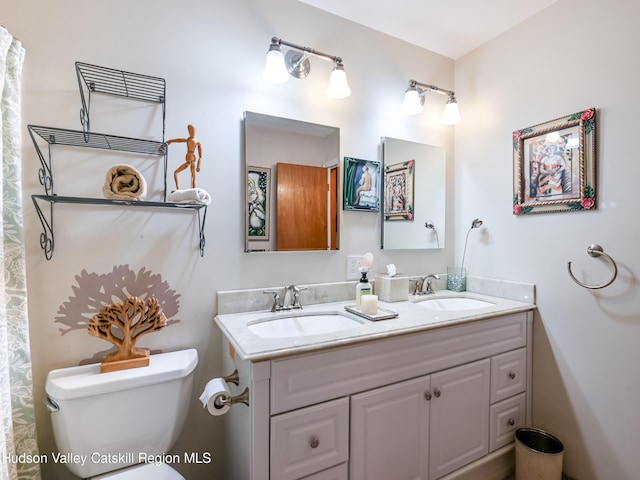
(413, 296), (495, 311)
(247, 311), (364, 338)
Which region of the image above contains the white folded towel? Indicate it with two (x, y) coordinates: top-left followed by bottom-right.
(168, 188), (211, 205)
(103, 164), (147, 200)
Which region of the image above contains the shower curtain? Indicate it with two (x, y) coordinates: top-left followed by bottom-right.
(0, 26), (41, 480)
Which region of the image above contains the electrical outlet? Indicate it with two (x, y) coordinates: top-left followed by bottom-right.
(346, 255), (363, 280)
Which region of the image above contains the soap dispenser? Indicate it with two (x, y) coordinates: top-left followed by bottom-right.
(355, 267), (373, 307)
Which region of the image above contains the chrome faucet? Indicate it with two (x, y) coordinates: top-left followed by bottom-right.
(263, 285), (306, 312)
(422, 274), (440, 295)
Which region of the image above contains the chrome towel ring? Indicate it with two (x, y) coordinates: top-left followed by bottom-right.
(567, 244), (618, 289)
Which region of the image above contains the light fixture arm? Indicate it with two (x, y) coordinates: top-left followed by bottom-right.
(408, 79), (455, 99)
(272, 37), (342, 66)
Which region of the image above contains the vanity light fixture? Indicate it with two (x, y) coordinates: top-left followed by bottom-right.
(402, 79), (461, 125)
(261, 37), (351, 99)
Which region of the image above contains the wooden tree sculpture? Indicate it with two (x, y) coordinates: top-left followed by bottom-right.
(88, 295), (167, 373)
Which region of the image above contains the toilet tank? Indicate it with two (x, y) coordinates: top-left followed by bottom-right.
(45, 349), (198, 479)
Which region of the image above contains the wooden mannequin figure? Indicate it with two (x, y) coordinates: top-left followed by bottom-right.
(166, 124), (203, 192)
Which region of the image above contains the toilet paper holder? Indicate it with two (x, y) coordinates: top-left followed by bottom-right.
(214, 386), (250, 408)
(222, 369), (240, 386)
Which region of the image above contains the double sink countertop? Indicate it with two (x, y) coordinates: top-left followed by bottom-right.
(215, 277), (536, 362)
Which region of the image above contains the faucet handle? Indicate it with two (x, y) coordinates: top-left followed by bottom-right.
(425, 274), (440, 294)
(409, 278), (420, 295)
(289, 285), (307, 309)
(263, 289), (281, 312)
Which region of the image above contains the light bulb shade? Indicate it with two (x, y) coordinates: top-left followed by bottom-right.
(326, 63), (351, 98)
(402, 88), (423, 115)
(262, 45), (290, 84)
(441, 98), (461, 125)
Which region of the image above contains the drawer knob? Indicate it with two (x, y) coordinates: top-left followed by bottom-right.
(508, 371), (516, 380)
(433, 389), (441, 398)
(310, 436), (320, 449)
(508, 418), (515, 426)
(425, 392), (432, 401)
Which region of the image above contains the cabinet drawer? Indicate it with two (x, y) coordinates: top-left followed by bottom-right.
(271, 397), (349, 480)
(490, 347), (527, 403)
(489, 393), (526, 452)
(301, 463), (348, 479)
(272, 313), (528, 413)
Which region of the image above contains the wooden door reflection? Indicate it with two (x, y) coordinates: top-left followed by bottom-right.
(276, 163), (335, 251)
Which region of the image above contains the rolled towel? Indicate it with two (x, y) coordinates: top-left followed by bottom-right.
(103, 164), (147, 200)
(168, 188), (211, 205)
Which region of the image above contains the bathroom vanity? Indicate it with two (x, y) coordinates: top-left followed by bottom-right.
(215, 282), (535, 480)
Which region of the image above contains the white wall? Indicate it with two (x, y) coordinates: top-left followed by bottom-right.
(2, 0), (455, 478)
(455, 0), (640, 478)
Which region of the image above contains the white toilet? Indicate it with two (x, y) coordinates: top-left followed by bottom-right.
(45, 349), (198, 479)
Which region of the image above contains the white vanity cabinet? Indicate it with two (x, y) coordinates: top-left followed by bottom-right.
(219, 310), (533, 480)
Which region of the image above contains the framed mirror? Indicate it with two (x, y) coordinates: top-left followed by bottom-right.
(381, 137), (446, 250)
(244, 112), (340, 252)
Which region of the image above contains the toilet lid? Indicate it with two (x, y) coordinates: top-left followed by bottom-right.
(92, 462), (184, 479)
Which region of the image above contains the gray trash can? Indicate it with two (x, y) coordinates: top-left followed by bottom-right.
(515, 428), (564, 480)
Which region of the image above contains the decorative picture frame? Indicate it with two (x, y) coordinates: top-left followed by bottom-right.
(513, 107), (596, 215)
(384, 160), (415, 220)
(247, 166), (270, 240)
(343, 157), (381, 211)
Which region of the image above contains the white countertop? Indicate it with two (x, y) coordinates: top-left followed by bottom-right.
(214, 290), (536, 362)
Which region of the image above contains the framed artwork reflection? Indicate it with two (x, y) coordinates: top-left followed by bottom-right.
(384, 160), (415, 220)
(247, 166), (270, 240)
(343, 157), (381, 211)
(513, 108), (596, 215)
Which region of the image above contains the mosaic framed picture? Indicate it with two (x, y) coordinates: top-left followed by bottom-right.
(513, 107), (596, 215)
(247, 166), (270, 240)
(384, 160), (415, 220)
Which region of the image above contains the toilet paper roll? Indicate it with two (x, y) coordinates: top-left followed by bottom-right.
(199, 378), (231, 416)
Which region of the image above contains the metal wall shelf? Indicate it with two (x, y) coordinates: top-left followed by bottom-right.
(30, 63), (207, 260)
(28, 125), (168, 197)
(32, 195), (207, 260)
(75, 61), (166, 138)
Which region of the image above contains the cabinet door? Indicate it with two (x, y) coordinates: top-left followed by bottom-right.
(350, 375), (430, 480)
(429, 359), (490, 480)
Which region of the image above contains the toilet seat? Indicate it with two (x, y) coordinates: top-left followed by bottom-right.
(92, 462), (184, 479)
